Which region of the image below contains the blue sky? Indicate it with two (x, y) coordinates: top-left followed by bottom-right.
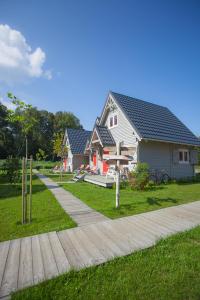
(0, 0), (200, 135)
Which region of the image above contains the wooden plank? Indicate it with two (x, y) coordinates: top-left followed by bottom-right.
(129, 215), (170, 239)
(176, 207), (200, 222)
(167, 206), (200, 225)
(39, 234), (58, 280)
(18, 237), (33, 289)
(66, 229), (95, 267)
(82, 225), (116, 260)
(160, 211), (196, 227)
(151, 212), (192, 231)
(72, 228), (106, 266)
(0, 239), (20, 298)
(105, 219), (145, 250)
(95, 222), (132, 254)
(85, 224), (124, 257)
(31, 235), (45, 284)
(0, 241), (10, 288)
(118, 218), (157, 243)
(57, 230), (85, 270)
(130, 214), (173, 236)
(48, 232), (71, 274)
(143, 213), (185, 232)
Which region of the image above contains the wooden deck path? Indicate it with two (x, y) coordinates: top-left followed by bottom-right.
(35, 172), (109, 226)
(1, 201), (200, 298)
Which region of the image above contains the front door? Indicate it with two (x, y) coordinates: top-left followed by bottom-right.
(93, 153), (97, 166)
(102, 150), (109, 174)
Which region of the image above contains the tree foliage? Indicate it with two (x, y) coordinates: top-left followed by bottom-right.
(53, 133), (68, 159)
(0, 93), (82, 159)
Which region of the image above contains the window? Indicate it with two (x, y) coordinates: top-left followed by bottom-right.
(179, 149), (189, 163)
(114, 115), (118, 126)
(110, 116), (113, 127)
(109, 114), (118, 128)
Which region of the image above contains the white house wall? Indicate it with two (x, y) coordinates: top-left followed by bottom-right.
(103, 104), (137, 147)
(138, 140), (194, 179)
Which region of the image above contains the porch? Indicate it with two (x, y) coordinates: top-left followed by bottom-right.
(84, 174), (115, 188)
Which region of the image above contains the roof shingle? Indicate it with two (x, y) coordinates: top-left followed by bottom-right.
(111, 91), (200, 146)
(96, 125), (115, 146)
(66, 128), (91, 154)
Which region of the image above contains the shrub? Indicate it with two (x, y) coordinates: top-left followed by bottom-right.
(129, 162), (149, 190)
(112, 180), (129, 190)
(36, 149), (47, 161)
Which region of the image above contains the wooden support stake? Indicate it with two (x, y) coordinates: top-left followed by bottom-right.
(24, 158), (27, 223)
(22, 157), (25, 224)
(29, 156), (33, 223)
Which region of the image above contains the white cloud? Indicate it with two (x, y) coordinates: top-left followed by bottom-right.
(0, 24), (52, 84)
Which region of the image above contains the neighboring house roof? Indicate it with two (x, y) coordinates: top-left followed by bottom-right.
(111, 91), (200, 146)
(66, 128), (92, 154)
(96, 125), (116, 146)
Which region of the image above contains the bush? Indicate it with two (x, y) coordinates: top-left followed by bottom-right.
(112, 180), (129, 190)
(129, 162), (149, 190)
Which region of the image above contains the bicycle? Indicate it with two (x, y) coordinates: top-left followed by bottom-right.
(149, 169), (170, 184)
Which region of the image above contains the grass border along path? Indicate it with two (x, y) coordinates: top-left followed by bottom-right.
(0, 174), (76, 242)
(61, 181), (200, 219)
(12, 223), (200, 300)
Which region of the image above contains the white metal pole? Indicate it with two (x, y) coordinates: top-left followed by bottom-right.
(116, 142), (121, 208)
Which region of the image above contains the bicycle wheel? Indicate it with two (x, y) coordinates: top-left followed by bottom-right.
(162, 174), (170, 184)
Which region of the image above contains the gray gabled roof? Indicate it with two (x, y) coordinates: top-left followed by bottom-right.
(111, 91), (200, 146)
(96, 125), (115, 146)
(66, 128), (92, 154)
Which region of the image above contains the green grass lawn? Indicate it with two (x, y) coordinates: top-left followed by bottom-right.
(12, 225), (200, 300)
(0, 175), (76, 242)
(61, 181), (200, 219)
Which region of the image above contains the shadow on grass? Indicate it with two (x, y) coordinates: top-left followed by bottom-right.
(147, 197), (177, 206)
(0, 182), (47, 200)
(177, 181), (200, 186)
(144, 185), (166, 191)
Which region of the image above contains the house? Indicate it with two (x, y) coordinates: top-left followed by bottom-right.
(63, 128), (91, 172)
(85, 91), (200, 179)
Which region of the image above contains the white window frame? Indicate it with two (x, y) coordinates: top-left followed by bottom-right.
(178, 149), (189, 164)
(109, 113), (118, 129)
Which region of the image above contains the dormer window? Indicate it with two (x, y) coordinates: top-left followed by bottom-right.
(110, 116), (113, 127)
(114, 115), (118, 126)
(109, 114), (118, 128)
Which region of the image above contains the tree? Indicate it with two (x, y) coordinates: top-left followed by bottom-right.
(0, 102), (14, 158)
(54, 111), (82, 134)
(0, 93), (83, 160)
(53, 133), (68, 159)
(7, 93), (38, 158)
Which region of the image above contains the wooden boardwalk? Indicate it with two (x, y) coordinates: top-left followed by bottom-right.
(35, 172), (109, 226)
(1, 201), (200, 298)
(84, 174), (115, 187)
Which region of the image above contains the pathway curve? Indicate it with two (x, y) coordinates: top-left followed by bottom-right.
(1, 201), (200, 298)
(35, 172), (109, 226)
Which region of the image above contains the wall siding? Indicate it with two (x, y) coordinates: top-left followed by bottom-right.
(73, 155), (89, 171)
(139, 140), (194, 179)
(104, 107), (137, 146)
(67, 149), (73, 172)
